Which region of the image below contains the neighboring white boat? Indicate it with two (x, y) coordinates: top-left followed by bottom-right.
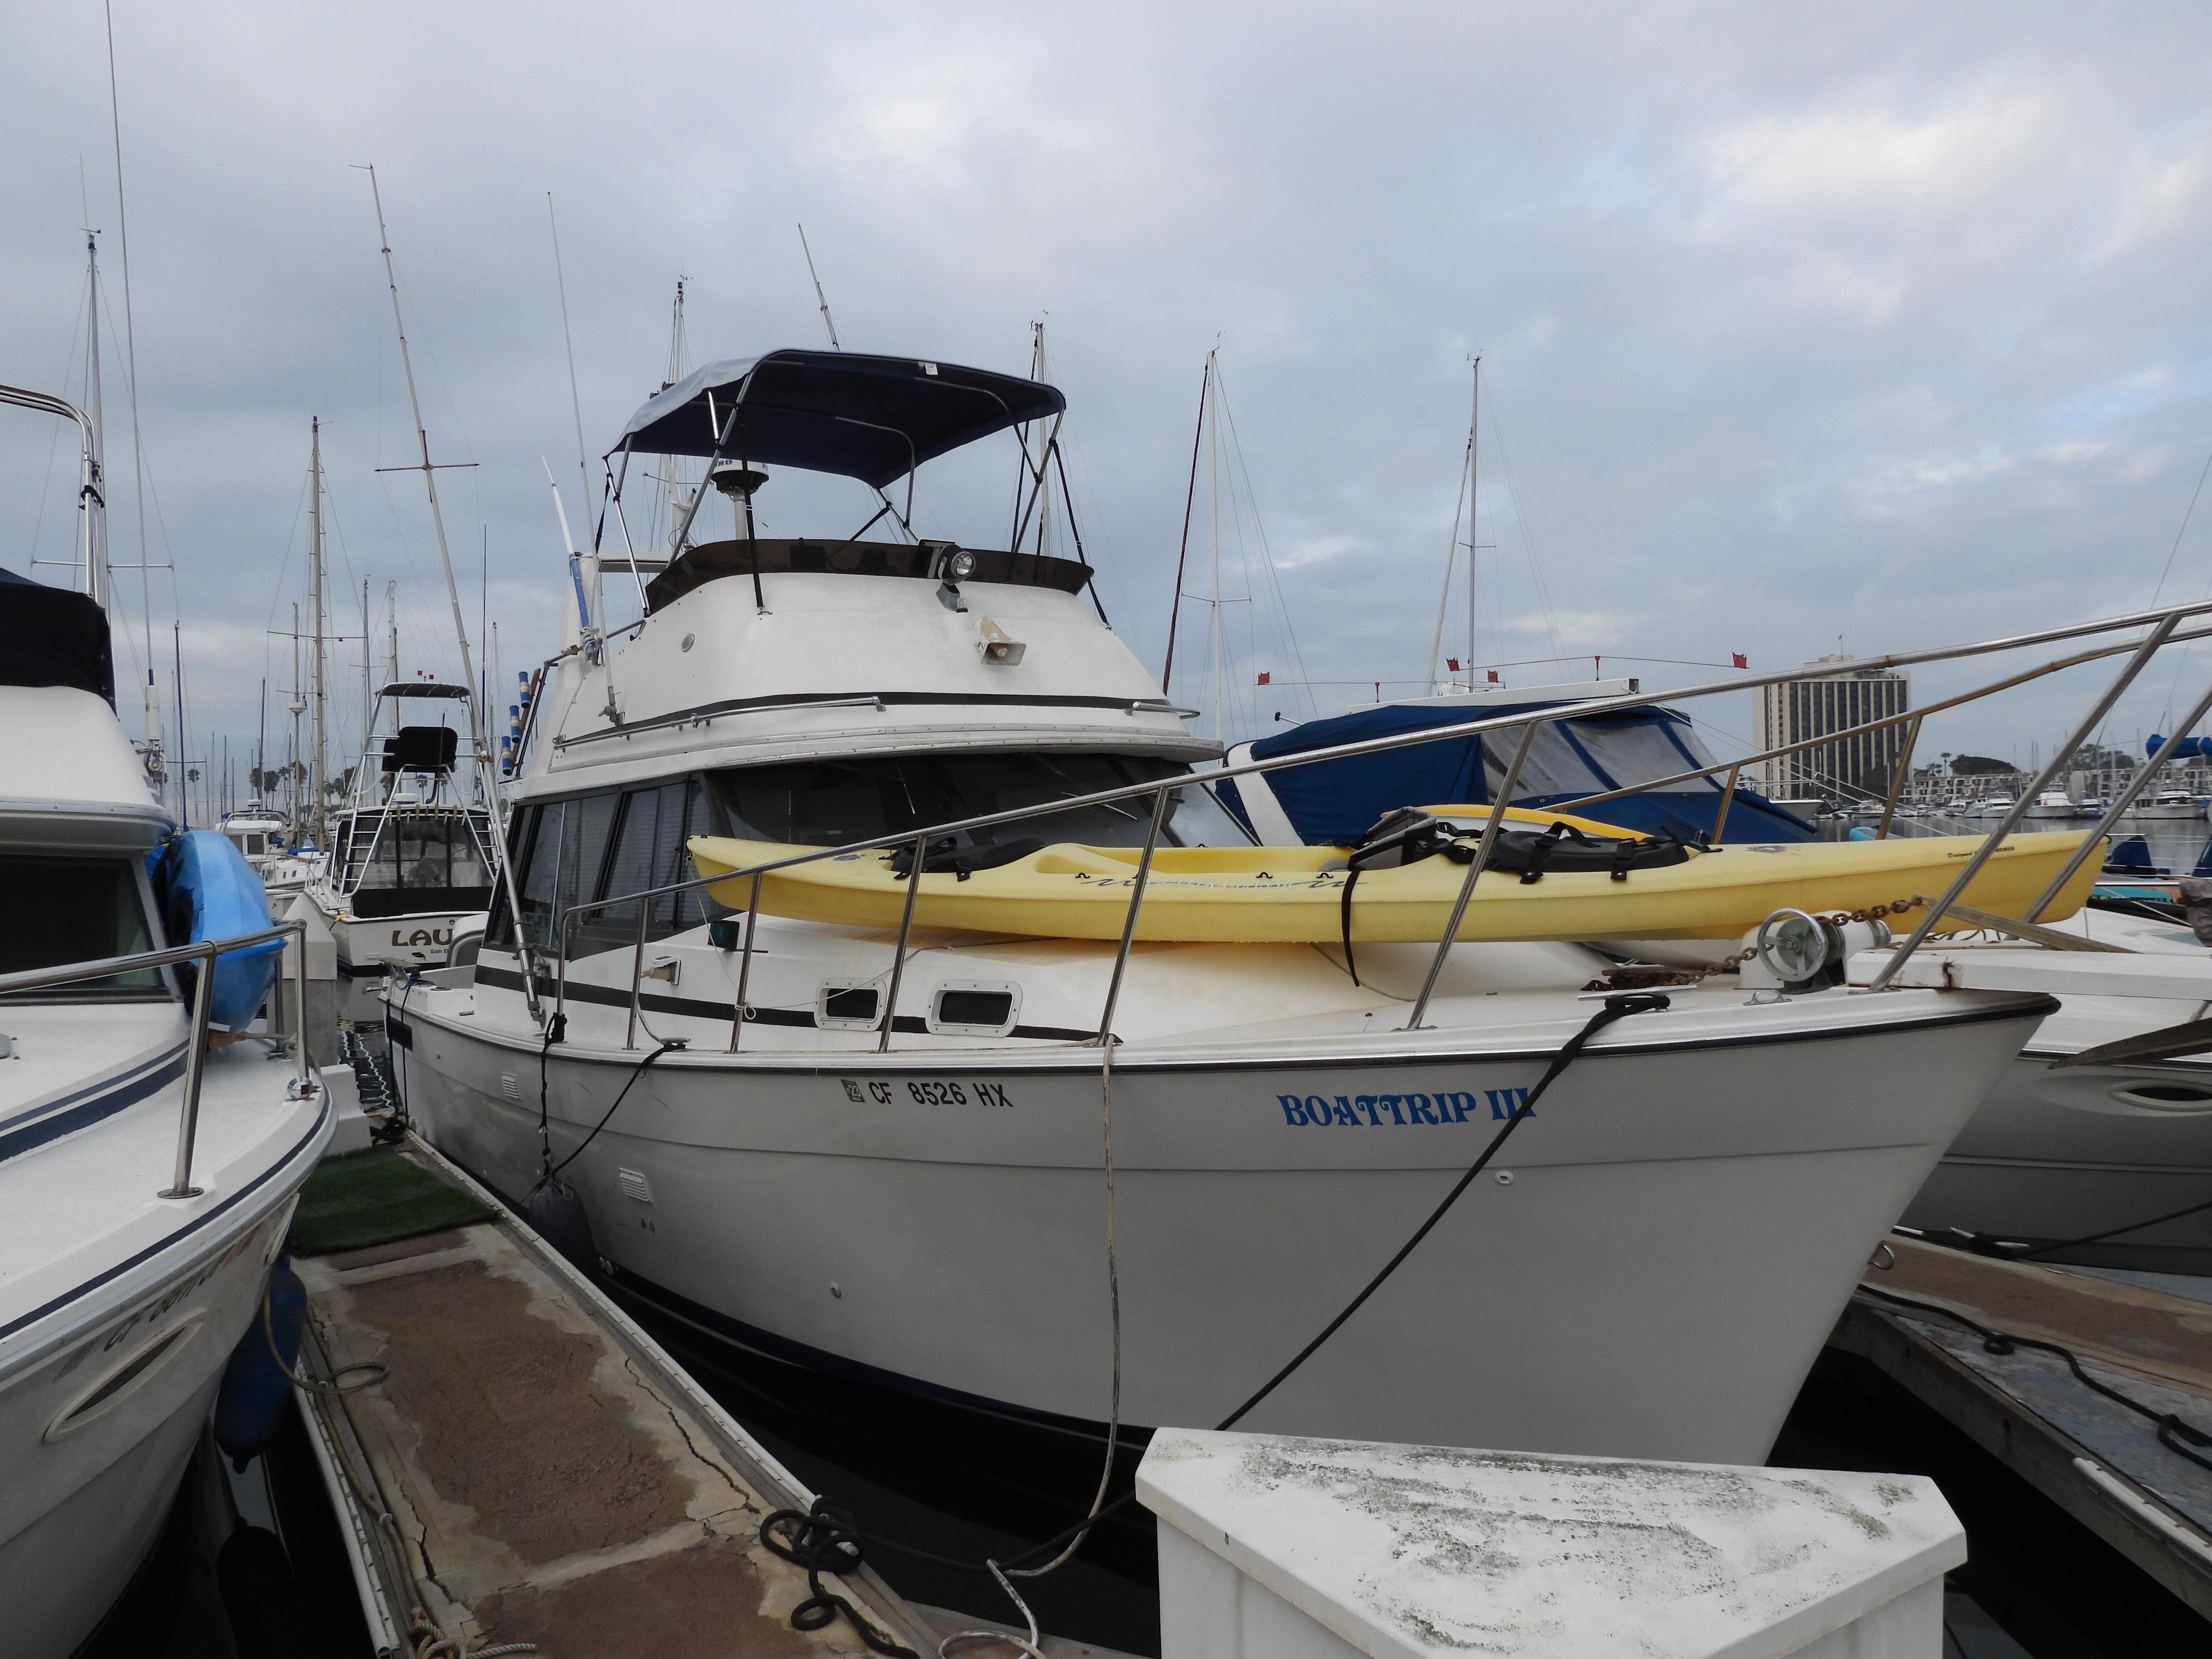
(2130, 786), (2205, 821)
(301, 682), (498, 1023)
(393, 349), (2050, 1467)
(2026, 788), (2082, 819)
(216, 802), (313, 901)
(0, 385), (329, 1657)
(1889, 901), (2212, 1269)
(1969, 793), (2018, 817)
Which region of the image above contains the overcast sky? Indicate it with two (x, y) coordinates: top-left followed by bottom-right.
(5, 2), (2212, 801)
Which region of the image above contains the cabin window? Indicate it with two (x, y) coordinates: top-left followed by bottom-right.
(576, 780), (716, 955)
(490, 777), (721, 958)
(0, 855), (163, 999)
(711, 752), (1253, 852)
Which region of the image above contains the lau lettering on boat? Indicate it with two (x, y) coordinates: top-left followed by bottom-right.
(388, 926), (453, 948)
(1278, 1088), (1530, 1127)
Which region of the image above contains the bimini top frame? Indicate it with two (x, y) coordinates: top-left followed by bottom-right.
(613, 349), (1065, 488)
(596, 345), (1090, 625)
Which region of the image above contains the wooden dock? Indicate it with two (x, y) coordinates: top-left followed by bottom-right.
(1831, 1235), (2212, 1623)
(289, 1136), (1123, 1658)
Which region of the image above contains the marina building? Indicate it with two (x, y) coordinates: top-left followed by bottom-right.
(1754, 654), (1912, 800)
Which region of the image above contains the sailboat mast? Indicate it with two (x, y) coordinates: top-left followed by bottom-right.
(81, 234), (108, 607)
(84, 233), (162, 794)
(362, 168), (489, 778)
(1208, 371), (1224, 742)
(1467, 355), (1479, 684)
(360, 580), (371, 755)
(287, 603), (304, 838)
(309, 417), (328, 845)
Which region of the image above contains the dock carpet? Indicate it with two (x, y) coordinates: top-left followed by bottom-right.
(287, 1145), (493, 1255)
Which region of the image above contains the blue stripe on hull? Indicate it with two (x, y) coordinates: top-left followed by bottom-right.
(0, 1047), (188, 1164)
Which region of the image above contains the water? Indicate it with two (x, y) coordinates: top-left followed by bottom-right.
(1828, 806), (2209, 877)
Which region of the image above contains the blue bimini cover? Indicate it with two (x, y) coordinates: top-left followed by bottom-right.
(1220, 700), (1816, 846)
(615, 349), (1066, 488)
(156, 830), (281, 1032)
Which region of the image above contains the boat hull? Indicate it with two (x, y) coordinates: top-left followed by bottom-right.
(1904, 1029), (2212, 1271)
(0, 1176), (313, 1658)
(398, 989), (2046, 1467)
(315, 899), (487, 1022)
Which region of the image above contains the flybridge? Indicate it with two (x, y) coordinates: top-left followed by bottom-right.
(599, 344), (1097, 621)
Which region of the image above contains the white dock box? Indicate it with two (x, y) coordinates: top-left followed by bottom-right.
(1137, 1429), (1965, 1659)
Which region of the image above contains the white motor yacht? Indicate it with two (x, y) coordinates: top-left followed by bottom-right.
(2131, 786), (2206, 821)
(395, 349), (2052, 1468)
(301, 682), (498, 1023)
(2026, 788), (2082, 819)
(0, 387), (328, 1656)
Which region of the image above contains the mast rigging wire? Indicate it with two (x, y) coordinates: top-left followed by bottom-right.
(1160, 354), (1211, 696)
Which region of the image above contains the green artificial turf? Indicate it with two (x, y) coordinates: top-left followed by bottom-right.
(288, 1145), (495, 1255)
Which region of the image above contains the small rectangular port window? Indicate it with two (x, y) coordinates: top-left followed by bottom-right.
(817, 982), (883, 1031)
(927, 982), (1020, 1037)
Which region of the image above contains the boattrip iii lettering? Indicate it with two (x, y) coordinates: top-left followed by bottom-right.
(1278, 1089), (1530, 1126)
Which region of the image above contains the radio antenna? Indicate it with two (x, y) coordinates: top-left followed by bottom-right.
(797, 223), (842, 349)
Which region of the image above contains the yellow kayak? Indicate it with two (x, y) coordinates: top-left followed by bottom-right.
(688, 826), (2099, 945)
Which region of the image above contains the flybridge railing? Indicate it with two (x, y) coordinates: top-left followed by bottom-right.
(528, 595), (2212, 1051)
(0, 922), (315, 1198)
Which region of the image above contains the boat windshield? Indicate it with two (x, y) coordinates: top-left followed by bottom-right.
(711, 752), (1254, 850)
(336, 811), (495, 919)
(343, 813), (491, 890)
(0, 854), (164, 999)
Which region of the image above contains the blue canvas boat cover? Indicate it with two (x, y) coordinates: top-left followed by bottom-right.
(614, 349), (1066, 488)
(0, 567), (114, 705)
(155, 830), (280, 1033)
(1220, 698), (1815, 845)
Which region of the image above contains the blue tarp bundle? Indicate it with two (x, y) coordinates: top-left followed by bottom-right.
(2149, 733), (2212, 762)
(1219, 700), (1816, 846)
(154, 830), (280, 1032)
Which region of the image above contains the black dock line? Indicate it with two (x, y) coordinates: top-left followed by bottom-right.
(1858, 1283), (2212, 1476)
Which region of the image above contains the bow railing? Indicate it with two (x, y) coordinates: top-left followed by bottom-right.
(0, 921), (315, 1199)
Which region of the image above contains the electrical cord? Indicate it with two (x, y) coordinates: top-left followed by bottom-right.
(1900, 1191), (2212, 1263)
(1857, 1283), (2212, 1475)
(758, 992), (1671, 1625)
(533, 1039), (679, 1194)
(2014, 1193), (2212, 1260)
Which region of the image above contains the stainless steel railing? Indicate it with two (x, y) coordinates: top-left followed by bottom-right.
(0, 921), (314, 1199)
(521, 592), (2212, 1055)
